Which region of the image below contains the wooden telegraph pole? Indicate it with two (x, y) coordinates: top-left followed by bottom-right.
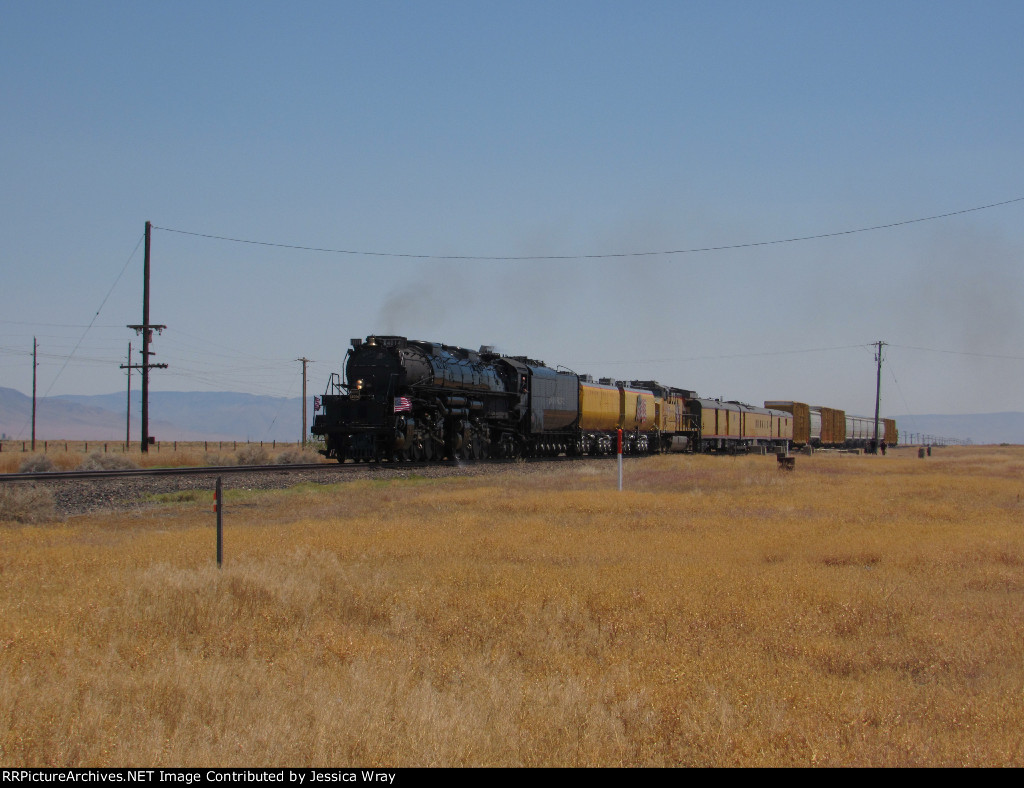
(872, 340), (886, 453)
(31, 337), (37, 451)
(119, 342), (133, 446)
(298, 357), (311, 446)
(127, 221), (167, 453)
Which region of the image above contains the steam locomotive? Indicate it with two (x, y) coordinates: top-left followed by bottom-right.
(310, 335), (897, 462)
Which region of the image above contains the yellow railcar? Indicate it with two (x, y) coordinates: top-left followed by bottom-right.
(578, 378), (659, 454)
(620, 386), (656, 432)
(578, 380), (620, 432)
(689, 398), (792, 453)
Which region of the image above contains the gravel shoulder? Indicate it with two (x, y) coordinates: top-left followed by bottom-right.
(9, 461), (587, 519)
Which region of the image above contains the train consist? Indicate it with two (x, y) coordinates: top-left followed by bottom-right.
(311, 335), (898, 462)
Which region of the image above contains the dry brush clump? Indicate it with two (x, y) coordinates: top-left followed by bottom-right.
(0, 483), (57, 524)
(0, 447), (1022, 766)
(273, 447), (323, 465)
(234, 444), (270, 466)
(77, 452), (139, 472)
(17, 454), (57, 474)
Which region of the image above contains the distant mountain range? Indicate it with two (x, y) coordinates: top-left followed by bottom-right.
(891, 413), (1024, 446)
(0, 387), (309, 443)
(0, 386), (1020, 444)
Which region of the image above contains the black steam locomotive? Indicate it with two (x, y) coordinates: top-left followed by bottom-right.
(311, 335), (580, 462)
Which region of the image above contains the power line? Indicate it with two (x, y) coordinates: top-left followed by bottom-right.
(575, 343), (871, 367)
(889, 343), (1024, 361)
(152, 195), (1024, 261)
(38, 233), (145, 399)
(887, 363), (914, 419)
(0, 320), (127, 328)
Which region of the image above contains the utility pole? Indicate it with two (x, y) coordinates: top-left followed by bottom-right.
(127, 221), (167, 453)
(31, 337), (37, 451)
(297, 357), (311, 446)
(873, 340), (886, 454)
(119, 342), (133, 446)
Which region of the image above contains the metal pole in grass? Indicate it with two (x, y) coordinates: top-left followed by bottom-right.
(215, 476), (223, 567)
(617, 428), (623, 492)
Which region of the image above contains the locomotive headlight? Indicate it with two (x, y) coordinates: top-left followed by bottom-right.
(356, 379), (364, 390)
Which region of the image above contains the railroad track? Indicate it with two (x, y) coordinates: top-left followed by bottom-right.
(0, 460), (436, 483)
(0, 454), (591, 484)
(2, 455), (605, 518)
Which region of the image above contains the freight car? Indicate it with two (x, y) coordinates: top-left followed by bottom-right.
(765, 401), (898, 450)
(764, 402), (846, 448)
(844, 414), (898, 449)
(312, 335), (896, 462)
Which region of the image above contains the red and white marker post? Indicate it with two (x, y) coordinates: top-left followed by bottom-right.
(617, 428), (623, 492)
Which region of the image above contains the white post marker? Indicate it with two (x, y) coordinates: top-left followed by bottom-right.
(617, 428), (623, 492)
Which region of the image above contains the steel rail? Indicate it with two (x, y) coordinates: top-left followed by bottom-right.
(0, 462), (360, 483)
(0, 454), (603, 484)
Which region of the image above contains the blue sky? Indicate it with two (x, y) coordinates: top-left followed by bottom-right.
(2, 0), (1022, 423)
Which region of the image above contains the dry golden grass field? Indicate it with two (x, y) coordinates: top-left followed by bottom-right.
(1, 446), (1022, 767)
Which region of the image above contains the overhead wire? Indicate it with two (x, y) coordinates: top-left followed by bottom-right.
(38, 233), (144, 399)
(11, 234), (144, 438)
(152, 195), (1024, 261)
(888, 343), (1024, 361)
(573, 343), (872, 367)
(886, 360), (915, 417)
(262, 369), (303, 438)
